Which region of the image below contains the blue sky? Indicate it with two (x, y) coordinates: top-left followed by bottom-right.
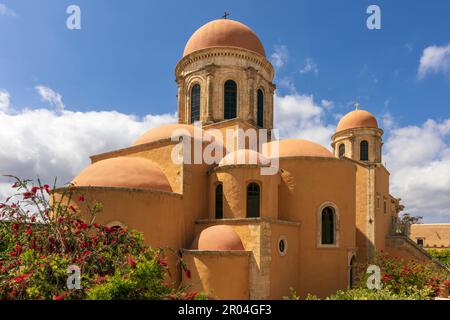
(0, 0), (450, 222)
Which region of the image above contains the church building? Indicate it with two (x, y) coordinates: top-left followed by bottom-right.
(66, 18), (438, 299)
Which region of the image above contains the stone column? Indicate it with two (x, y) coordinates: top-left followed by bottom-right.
(349, 135), (355, 160)
(206, 73), (214, 123)
(268, 83), (276, 129)
(177, 80), (185, 124)
(205, 64), (216, 124)
(247, 67), (256, 124)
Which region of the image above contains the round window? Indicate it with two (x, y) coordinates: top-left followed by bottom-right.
(278, 236), (288, 256)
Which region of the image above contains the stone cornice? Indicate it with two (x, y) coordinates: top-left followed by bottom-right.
(175, 47), (274, 81)
(331, 127), (384, 141)
(195, 217), (301, 227)
(181, 249), (251, 256)
(54, 186), (183, 198)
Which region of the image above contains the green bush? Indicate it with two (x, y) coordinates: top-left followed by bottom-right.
(427, 249), (450, 268)
(325, 286), (432, 300)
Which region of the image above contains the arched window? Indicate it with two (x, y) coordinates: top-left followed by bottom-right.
(246, 183), (260, 218)
(215, 184), (223, 219)
(190, 84), (200, 123)
(257, 89), (264, 128)
(321, 207), (335, 245)
(338, 144), (345, 158)
(224, 80), (237, 119)
(360, 140), (369, 161)
(349, 256), (356, 288)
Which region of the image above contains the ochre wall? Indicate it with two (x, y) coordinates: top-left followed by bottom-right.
(193, 221), (265, 298)
(385, 237), (433, 261)
(277, 157), (356, 298)
(181, 251), (250, 300)
(410, 224), (450, 249)
(193, 220), (300, 299)
(268, 223), (299, 299)
(209, 167), (280, 219)
(355, 164), (369, 262)
(374, 165), (393, 252)
(62, 187), (185, 284)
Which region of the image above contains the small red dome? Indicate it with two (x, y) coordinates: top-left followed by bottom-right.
(191, 225), (244, 251)
(218, 149), (270, 167)
(183, 19), (266, 57)
(72, 157), (172, 192)
(263, 139), (334, 159)
(336, 110), (379, 132)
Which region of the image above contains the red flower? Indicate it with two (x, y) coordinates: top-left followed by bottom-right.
(31, 186), (38, 194)
(77, 195), (85, 202)
(43, 185), (51, 194)
(16, 244), (22, 255)
(13, 273), (31, 284)
(25, 229), (32, 235)
(23, 192), (33, 199)
(444, 280), (450, 289)
(73, 257), (84, 264)
(157, 257), (168, 267)
(128, 256), (136, 268)
(82, 250), (90, 256)
(53, 295), (65, 301)
(182, 292), (198, 300)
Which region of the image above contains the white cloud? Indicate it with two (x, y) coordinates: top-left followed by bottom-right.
(278, 77), (296, 93)
(300, 58), (319, 75)
(0, 3), (16, 17)
(274, 93), (334, 148)
(321, 99), (333, 109)
(0, 88), (177, 201)
(0, 89), (10, 113)
(418, 43), (450, 79)
(36, 85), (65, 112)
(384, 119), (450, 222)
(382, 112), (396, 131)
(270, 45), (289, 70)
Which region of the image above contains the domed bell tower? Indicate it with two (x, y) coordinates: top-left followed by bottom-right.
(331, 107), (383, 164)
(174, 19), (275, 133)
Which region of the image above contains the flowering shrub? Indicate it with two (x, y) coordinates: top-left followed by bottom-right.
(373, 252), (449, 297)
(285, 252), (450, 300)
(0, 176), (200, 300)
